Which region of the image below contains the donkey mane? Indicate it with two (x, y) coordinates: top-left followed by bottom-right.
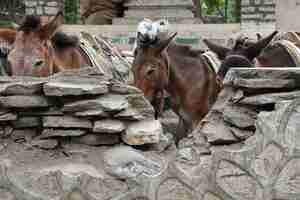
(18, 15), (42, 33)
(51, 32), (79, 50)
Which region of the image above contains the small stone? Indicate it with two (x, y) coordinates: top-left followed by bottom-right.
(11, 117), (41, 128)
(0, 81), (44, 95)
(103, 146), (162, 179)
(44, 6), (59, 15)
(43, 116), (92, 129)
(11, 129), (38, 142)
(229, 127), (254, 140)
(126, 94), (155, 118)
(0, 96), (50, 108)
(44, 82), (108, 96)
(0, 112), (17, 121)
(122, 120), (162, 145)
(39, 129), (87, 139)
(223, 105), (257, 129)
(31, 139), (58, 150)
(47, 1), (58, 6)
(72, 134), (120, 146)
(63, 94), (129, 113)
(114, 107), (145, 121)
(74, 109), (109, 118)
(93, 120), (126, 133)
(110, 82), (142, 94)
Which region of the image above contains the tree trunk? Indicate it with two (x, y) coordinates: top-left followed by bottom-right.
(193, 0), (202, 18)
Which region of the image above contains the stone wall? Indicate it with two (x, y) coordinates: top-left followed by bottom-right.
(1, 68), (300, 199)
(241, 0), (276, 31)
(0, 67), (161, 148)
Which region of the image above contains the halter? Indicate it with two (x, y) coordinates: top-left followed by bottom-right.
(153, 50), (170, 119)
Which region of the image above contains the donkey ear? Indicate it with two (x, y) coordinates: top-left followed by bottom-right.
(203, 39), (230, 60)
(40, 11), (64, 39)
(245, 30), (278, 60)
(155, 32), (177, 54)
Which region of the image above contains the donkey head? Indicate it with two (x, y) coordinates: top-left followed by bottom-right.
(204, 31), (278, 79)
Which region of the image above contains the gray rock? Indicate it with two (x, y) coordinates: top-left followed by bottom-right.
(110, 82), (142, 94)
(122, 120), (162, 145)
(0, 112), (17, 121)
(11, 117), (41, 128)
(0, 81), (44, 95)
(0, 96), (50, 108)
(232, 78), (296, 90)
(63, 94), (129, 113)
(74, 109), (109, 118)
(39, 129), (87, 139)
(229, 127), (255, 140)
(31, 139), (58, 150)
(0, 126), (13, 138)
(11, 129), (38, 142)
(43, 116), (92, 129)
(103, 146), (162, 179)
(72, 134), (120, 146)
(126, 94), (155, 118)
(223, 105), (257, 129)
(0, 189), (16, 200)
(18, 107), (64, 116)
(200, 112), (238, 145)
(44, 81), (109, 96)
(239, 90), (300, 106)
(93, 120), (126, 133)
(114, 107), (145, 121)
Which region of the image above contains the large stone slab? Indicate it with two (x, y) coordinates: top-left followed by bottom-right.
(0, 112), (17, 121)
(223, 105), (257, 129)
(43, 81), (109, 96)
(72, 134), (120, 146)
(103, 146), (162, 179)
(0, 81), (44, 95)
(43, 116), (92, 129)
(63, 94), (129, 113)
(11, 117), (41, 128)
(122, 120), (162, 145)
(93, 119), (126, 133)
(39, 129), (87, 139)
(0, 96), (50, 108)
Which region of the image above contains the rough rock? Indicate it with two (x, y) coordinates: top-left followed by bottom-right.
(0, 81), (44, 95)
(72, 134), (120, 146)
(0, 112), (17, 121)
(44, 81), (109, 96)
(122, 120), (162, 145)
(93, 119), (126, 133)
(103, 146), (162, 179)
(0, 96), (50, 108)
(239, 90), (300, 106)
(223, 105), (257, 129)
(114, 107), (145, 121)
(11, 129), (38, 142)
(18, 107), (64, 116)
(110, 82), (142, 94)
(31, 139), (59, 150)
(43, 116), (92, 129)
(126, 94), (155, 119)
(39, 129), (87, 139)
(63, 94), (129, 113)
(11, 117), (41, 128)
(200, 112), (238, 145)
(74, 109), (109, 117)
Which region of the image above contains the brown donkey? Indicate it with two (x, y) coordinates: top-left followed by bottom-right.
(6, 11), (91, 77)
(132, 33), (221, 142)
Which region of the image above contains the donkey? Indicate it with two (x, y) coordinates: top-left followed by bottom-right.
(203, 31), (279, 80)
(132, 33), (221, 143)
(6, 11), (91, 77)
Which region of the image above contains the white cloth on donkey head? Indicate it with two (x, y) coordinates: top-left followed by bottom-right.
(133, 18), (170, 52)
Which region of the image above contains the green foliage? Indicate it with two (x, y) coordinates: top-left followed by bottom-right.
(64, 0), (80, 24)
(203, 0), (225, 15)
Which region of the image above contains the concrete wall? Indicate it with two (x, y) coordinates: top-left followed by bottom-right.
(62, 24), (241, 50)
(241, 0), (276, 32)
(276, 0), (300, 31)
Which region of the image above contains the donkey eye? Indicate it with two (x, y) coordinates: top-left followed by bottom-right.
(33, 60), (44, 68)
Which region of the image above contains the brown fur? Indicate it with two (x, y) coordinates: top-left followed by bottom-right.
(4, 11), (91, 77)
(133, 33), (221, 142)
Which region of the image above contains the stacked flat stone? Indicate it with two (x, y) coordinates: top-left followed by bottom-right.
(25, 0), (60, 17)
(194, 68), (300, 145)
(113, 0), (196, 25)
(0, 68), (163, 149)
